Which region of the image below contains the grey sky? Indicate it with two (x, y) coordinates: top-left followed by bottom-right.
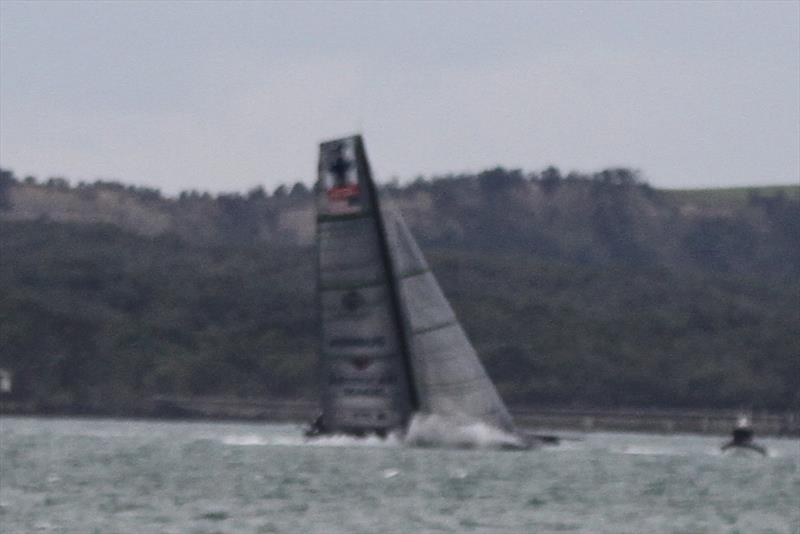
(1, 0), (798, 194)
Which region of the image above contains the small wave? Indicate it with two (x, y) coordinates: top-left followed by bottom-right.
(618, 446), (680, 456)
(220, 434), (272, 446)
(304, 432), (402, 448)
(616, 445), (775, 459)
(219, 430), (402, 448)
(198, 511), (229, 521)
(450, 468), (468, 479)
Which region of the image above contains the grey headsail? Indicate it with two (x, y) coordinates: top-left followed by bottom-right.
(382, 205), (516, 434)
(315, 135), (416, 434)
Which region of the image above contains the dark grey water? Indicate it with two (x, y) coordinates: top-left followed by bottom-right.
(0, 417), (797, 533)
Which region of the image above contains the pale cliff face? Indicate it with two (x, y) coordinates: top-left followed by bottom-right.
(2, 177), (797, 281)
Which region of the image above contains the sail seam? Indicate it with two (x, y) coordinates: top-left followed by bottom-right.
(411, 319), (458, 336)
(324, 310), (390, 322)
(321, 260), (381, 272)
(412, 353), (475, 364)
(324, 303), (388, 318)
(320, 279), (385, 291)
(397, 268), (429, 279)
(317, 212), (374, 223)
(424, 376), (486, 389)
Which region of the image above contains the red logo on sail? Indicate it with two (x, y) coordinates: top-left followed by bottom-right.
(327, 184), (360, 201)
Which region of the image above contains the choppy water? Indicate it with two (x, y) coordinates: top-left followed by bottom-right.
(1, 417), (798, 534)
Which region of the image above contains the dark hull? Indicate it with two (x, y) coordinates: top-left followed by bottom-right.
(304, 426), (388, 440)
(304, 421), (559, 451)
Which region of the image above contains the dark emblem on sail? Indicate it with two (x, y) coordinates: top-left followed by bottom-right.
(324, 141), (360, 205)
(341, 290), (364, 312)
(350, 356), (373, 370)
(328, 142), (351, 188)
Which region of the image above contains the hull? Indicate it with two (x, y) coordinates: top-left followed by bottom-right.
(303, 428), (536, 451)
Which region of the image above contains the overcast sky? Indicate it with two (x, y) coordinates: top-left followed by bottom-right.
(1, 1), (798, 194)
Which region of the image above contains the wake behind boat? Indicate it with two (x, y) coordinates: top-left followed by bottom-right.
(308, 135), (540, 450)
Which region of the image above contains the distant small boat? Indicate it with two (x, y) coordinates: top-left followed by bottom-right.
(721, 415), (766, 456)
(306, 135), (549, 450)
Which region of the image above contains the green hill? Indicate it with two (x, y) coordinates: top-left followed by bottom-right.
(1, 168), (798, 413)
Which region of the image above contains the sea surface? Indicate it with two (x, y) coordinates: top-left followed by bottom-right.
(0, 417), (798, 534)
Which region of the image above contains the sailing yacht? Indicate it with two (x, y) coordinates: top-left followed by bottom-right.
(308, 135), (531, 449)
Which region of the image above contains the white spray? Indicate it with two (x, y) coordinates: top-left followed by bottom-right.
(403, 413), (524, 449)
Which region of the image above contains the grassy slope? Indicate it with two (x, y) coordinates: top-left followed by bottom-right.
(661, 184), (800, 207)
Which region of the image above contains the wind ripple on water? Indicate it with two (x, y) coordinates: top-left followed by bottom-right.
(0, 418), (797, 534)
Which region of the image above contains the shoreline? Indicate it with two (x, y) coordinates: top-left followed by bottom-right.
(2, 397), (797, 437)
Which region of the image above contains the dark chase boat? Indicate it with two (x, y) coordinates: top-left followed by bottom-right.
(306, 135), (539, 449)
(721, 415), (767, 456)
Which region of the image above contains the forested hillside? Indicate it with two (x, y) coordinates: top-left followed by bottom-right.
(1, 168), (798, 413)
